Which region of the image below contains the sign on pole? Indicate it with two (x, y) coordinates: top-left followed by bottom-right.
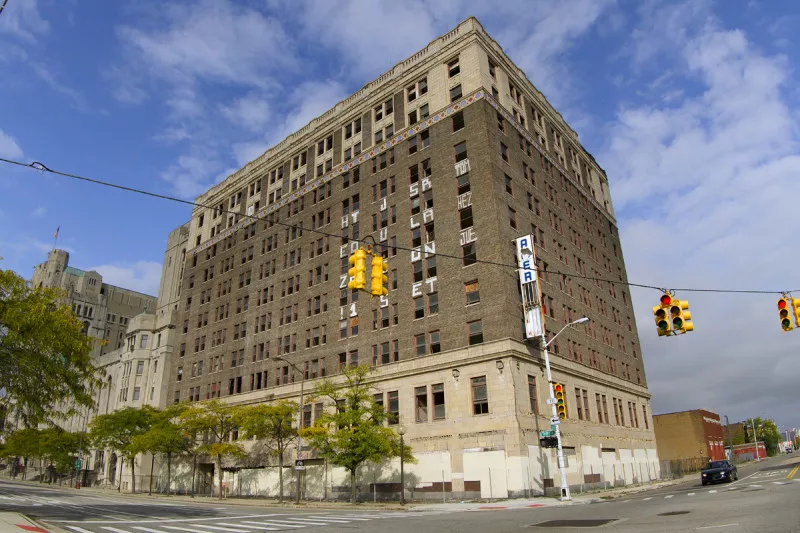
(295, 460), (305, 471)
(515, 235), (543, 338)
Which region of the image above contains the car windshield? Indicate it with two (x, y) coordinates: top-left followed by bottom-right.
(708, 461), (728, 469)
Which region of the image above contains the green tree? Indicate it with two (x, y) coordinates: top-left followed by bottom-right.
(236, 401), (297, 502)
(89, 406), (157, 493)
(0, 269), (100, 428)
(179, 400), (245, 498)
(0, 428), (41, 479)
(301, 365), (414, 504)
(39, 427), (86, 484)
(745, 418), (781, 456)
(130, 404), (192, 494)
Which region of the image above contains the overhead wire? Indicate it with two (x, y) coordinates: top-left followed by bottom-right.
(1, 156), (796, 296)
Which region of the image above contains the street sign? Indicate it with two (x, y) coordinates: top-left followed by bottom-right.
(294, 460), (305, 471)
(550, 417), (561, 425)
(546, 398), (557, 405)
(540, 430), (555, 437)
(75, 459), (82, 469)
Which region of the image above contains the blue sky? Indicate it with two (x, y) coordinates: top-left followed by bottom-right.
(2, 0), (800, 431)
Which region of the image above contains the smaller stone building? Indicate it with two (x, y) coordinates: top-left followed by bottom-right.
(653, 409), (725, 462)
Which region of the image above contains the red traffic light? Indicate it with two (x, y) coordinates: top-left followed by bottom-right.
(554, 384), (563, 393)
(660, 294), (672, 306)
(778, 299), (788, 310)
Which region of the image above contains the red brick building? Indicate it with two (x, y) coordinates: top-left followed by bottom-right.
(654, 409), (725, 461)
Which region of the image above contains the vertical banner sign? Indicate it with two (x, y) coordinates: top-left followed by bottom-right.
(515, 235), (543, 339)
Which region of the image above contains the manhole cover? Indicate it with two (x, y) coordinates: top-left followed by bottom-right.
(658, 511), (690, 516)
(531, 519), (618, 527)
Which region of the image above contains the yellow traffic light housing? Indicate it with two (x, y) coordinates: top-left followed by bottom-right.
(370, 255), (389, 297)
(653, 293), (672, 336)
(792, 297), (800, 329)
(779, 297), (793, 331)
(670, 299), (693, 333)
(347, 249), (367, 290)
(554, 383), (567, 420)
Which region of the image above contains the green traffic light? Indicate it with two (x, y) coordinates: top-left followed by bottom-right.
(782, 318), (791, 329)
(557, 399), (564, 405)
(657, 320), (668, 330)
(673, 318), (683, 328)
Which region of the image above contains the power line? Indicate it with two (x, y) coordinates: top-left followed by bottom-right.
(2, 156), (796, 296)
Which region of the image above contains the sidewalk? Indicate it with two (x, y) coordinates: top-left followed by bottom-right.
(0, 473), (697, 512)
(0, 513), (51, 533)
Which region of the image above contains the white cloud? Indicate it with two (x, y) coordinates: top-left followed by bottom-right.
(87, 261), (162, 297)
(604, 5), (800, 426)
(0, 0), (50, 42)
(160, 154), (219, 200)
(153, 126), (191, 144)
(31, 206), (46, 217)
(0, 129), (24, 159)
(221, 94), (271, 132)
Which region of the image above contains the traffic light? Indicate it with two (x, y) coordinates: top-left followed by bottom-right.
(370, 255), (389, 297)
(670, 299), (694, 334)
(347, 249), (367, 291)
(778, 297), (793, 331)
(653, 293), (672, 336)
(792, 297), (800, 329)
(554, 383), (567, 420)
(539, 436), (558, 449)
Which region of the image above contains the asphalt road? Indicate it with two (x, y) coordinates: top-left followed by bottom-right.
(1, 454), (798, 533)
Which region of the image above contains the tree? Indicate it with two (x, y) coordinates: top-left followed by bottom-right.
(130, 404), (192, 495)
(89, 406), (157, 493)
(0, 269), (100, 428)
(236, 401), (297, 502)
(0, 428), (41, 479)
(301, 365), (414, 504)
(39, 427), (86, 484)
(745, 417), (781, 456)
(179, 400), (245, 498)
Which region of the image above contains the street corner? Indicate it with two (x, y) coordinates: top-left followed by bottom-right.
(0, 513), (52, 533)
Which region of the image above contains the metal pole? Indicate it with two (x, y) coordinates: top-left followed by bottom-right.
(400, 434), (405, 505)
(541, 340), (571, 501)
(442, 470), (445, 503)
(752, 418), (760, 462)
(725, 415), (732, 460)
(278, 357), (305, 503)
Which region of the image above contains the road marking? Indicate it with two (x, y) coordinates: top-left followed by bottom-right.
(696, 524), (739, 530)
(239, 521), (305, 529)
(187, 525), (253, 533)
(279, 518), (344, 525)
(664, 495), (673, 499)
(59, 515), (282, 525)
(749, 484), (763, 488)
(132, 527), (175, 533)
(787, 465), (800, 479)
(102, 527), (134, 533)
(310, 515), (371, 521)
(67, 527), (97, 533)
(643, 497), (652, 501)
(709, 490), (717, 493)
(160, 526), (213, 533)
(729, 471), (759, 485)
(688, 492), (695, 496)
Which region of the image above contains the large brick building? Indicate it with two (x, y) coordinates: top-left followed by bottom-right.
(653, 409), (726, 462)
(167, 17), (658, 498)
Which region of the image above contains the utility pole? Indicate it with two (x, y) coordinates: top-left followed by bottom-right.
(277, 356), (305, 503)
(725, 415), (732, 460)
(541, 317), (590, 502)
(751, 418), (760, 462)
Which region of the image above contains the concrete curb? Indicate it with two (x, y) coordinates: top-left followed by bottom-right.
(0, 512), (52, 533)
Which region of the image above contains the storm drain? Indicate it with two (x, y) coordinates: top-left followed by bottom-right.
(530, 519), (618, 528)
(658, 511), (690, 516)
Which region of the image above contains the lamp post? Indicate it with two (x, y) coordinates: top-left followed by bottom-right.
(542, 316), (590, 502)
(398, 425), (406, 505)
(277, 356), (305, 503)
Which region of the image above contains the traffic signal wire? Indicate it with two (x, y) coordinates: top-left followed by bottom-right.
(2, 156), (796, 296)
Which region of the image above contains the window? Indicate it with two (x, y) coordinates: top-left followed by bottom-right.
(415, 386), (428, 423)
(528, 375), (538, 413)
(387, 391), (399, 424)
(471, 376), (488, 415)
(452, 111), (464, 131)
(447, 57), (460, 77)
(432, 383), (445, 420)
(415, 333), (426, 356)
(500, 142), (509, 161)
(406, 78), (428, 102)
(132, 387), (140, 401)
(430, 330), (441, 353)
(462, 242), (477, 266)
(468, 320), (483, 345)
(454, 141), (467, 162)
(136, 361), (144, 375)
(504, 174), (513, 195)
(596, 394), (606, 424)
(465, 280), (480, 304)
(450, 84), (462, 102)
(508, 206), (517, 229)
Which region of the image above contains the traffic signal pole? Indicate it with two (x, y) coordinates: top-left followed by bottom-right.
(541, 338), (571, 501)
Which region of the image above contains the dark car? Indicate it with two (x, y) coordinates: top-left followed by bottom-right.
(701, 460), (738, 485)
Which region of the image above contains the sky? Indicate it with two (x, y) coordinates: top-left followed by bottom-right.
(2, 0), (800, 433)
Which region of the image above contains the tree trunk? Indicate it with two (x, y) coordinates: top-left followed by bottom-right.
(278, 452), (285, 503)
(149, 454), (155, 495)
(191, 455), (197, 498)
(22, 457), (27, 481)
(350, 468), (357, 504)
(39, 458), (44, 483)
(217, 454), (223, 499)
(118, 457), (123, 492)
(166, 452), (172, 495)
(131, 457), (136, 493)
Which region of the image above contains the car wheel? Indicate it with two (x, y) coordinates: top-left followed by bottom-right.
(702, 481), (707, 486)
(733, 472), (738, 481)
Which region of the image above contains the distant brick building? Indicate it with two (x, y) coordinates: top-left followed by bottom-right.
(654, 409), (725, 461)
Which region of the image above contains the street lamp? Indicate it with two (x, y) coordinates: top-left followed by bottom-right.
(276, 356), (305, 503)
(398, 424), (406, 505)
(541, 316), (590, 502)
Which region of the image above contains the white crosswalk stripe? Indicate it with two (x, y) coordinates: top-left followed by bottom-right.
(664, 495), (673, 499)
(159, 526), (211, 533)
(643, 497), (652, 501)
(687, 492), (695, 496)
(709, 490), (718, 493)
(239, 521), (305, 529)
(67, 527), (97, 533)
